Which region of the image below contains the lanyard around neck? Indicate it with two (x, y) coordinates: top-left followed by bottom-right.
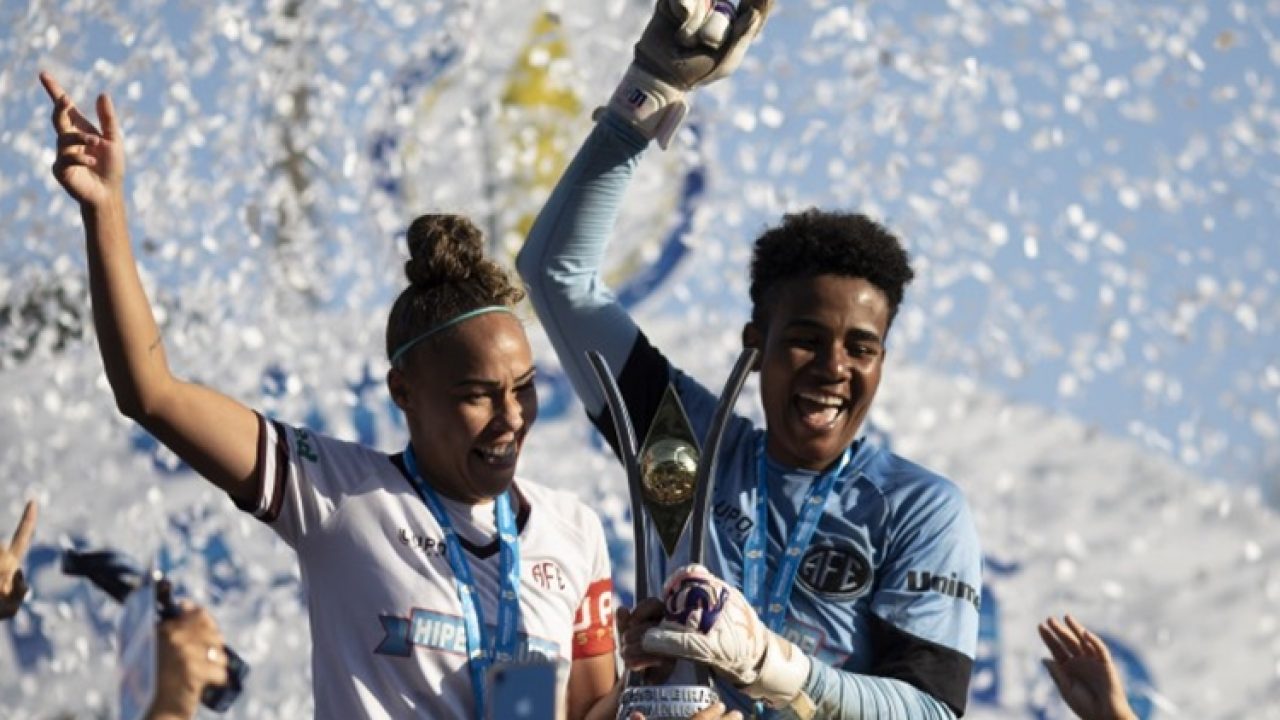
(403, 445), (522, 720)
(743, 435), (855, 632)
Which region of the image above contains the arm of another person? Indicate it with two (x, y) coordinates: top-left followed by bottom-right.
(144, 602), (230, 720)
(39, 72), (259, 504)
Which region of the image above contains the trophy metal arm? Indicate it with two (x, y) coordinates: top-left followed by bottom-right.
(688, 347), (757, 565)
(586, 350), (652, 602)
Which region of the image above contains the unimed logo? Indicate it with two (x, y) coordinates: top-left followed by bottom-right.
(906, 570), (981, 611)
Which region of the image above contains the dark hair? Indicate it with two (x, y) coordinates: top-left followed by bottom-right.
(385, 214), (524, 367)
(749, 208), (914, 330)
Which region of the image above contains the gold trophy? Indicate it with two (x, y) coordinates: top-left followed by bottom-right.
(586, 348), (758, 720)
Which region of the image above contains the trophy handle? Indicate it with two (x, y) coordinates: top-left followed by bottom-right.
(586, 351), (652, 602)
(687, 347), (757, 565)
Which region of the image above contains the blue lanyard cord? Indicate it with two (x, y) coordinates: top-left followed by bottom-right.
(743, 436), (854, 633)
(403, 446), (522, 720)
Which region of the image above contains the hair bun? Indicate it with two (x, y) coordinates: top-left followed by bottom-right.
(404, 214), (486, 287)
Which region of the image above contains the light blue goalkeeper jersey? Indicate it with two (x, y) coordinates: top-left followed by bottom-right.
(518, 112), (982, 718)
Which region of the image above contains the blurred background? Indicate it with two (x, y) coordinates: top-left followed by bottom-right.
(0, 0), (1277, 716)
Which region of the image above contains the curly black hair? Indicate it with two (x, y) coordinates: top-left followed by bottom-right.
(749, 209), (914, 331)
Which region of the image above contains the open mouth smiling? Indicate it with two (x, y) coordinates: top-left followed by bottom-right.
(793, 391), (851, 430)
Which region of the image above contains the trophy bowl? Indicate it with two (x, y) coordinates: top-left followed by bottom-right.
(640, 438), (699, 506)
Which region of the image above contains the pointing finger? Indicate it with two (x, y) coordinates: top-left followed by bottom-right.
(38, 71), (67, 104)
(9, 501), (37, 561)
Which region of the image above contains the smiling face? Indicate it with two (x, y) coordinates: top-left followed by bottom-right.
(744, 274), (890, 471)
(387, 312), (538, 503)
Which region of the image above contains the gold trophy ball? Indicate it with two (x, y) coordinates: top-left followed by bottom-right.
(640, 438), (699, 505)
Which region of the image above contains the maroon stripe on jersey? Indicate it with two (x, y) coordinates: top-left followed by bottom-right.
(262, 419), (289, 523)
(231, 413), (271, 518)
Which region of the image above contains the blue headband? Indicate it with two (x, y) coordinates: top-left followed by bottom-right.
(389, 306), (514, 367)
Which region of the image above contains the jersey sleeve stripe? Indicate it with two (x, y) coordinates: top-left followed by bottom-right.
(260, 419), (289, 523)
(232, 413), (277, 519)
(235, 415), (290, 524)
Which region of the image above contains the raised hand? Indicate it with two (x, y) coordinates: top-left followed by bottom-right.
(634, 0), (774, 91)
(148, 601), (231, 720)
(0, 500), (38, 620)
(39, 71), (125, 208)
(607, 0), (775, 148)
(1038, 615), (1138, 720)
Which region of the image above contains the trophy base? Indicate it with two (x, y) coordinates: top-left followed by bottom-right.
(617, 685), (719, 720)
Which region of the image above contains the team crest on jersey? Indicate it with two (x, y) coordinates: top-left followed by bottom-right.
(797, 543), (873, 599)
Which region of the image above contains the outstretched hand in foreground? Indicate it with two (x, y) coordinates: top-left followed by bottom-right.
(1039, 615), (1138, 720)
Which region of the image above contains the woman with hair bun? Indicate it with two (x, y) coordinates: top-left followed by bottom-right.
(40, 71), (618, 720)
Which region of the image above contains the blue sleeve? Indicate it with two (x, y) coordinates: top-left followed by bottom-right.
(865, 472), (983, 714)
(872, 477), (982, 657)
(516, 112), (653, 417)
(798, 660), (957, 720)
(783, 474), (979, 719)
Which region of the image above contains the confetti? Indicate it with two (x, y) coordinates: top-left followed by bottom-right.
(1, 0), (1278, 716)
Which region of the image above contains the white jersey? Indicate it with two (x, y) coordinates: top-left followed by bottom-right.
(233, 415), (615, 720)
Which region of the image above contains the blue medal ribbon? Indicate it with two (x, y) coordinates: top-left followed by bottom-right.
(742, 435), (855, 632)
(403, 445), (522, 720)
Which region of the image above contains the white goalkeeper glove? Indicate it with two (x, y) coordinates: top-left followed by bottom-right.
(607, 0), (773, 149)
(641, 564), (814, 713)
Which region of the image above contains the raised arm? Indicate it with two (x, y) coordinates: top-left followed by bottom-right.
(40, 72), (259, 503)
(515, 114), (650, 417)
(516, 0), (773, 420)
